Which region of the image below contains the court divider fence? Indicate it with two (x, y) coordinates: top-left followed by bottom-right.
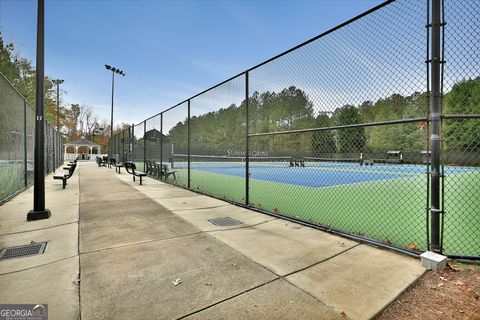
(111, 0), (479, 259)
(0, 72), (64, 204)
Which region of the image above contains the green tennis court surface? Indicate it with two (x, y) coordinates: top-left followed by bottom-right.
(134, 159), (479, 256)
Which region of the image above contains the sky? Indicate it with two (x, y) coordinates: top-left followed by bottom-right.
(0, 0), (385, 127)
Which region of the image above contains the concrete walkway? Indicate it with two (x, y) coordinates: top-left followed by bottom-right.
(0, 162), (426, 319)
(0, 168), (80, 319)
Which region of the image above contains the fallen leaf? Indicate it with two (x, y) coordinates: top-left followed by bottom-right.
(439, 276), (448, 282)
(447, 263), (460, 271)
(172, 279), (182, 286)
(385, 239), (393, 245)
(205, 282), (212, 286)
(30, 241), (36, 245)
(272, 208), (278, 213)
(340, 311), (347, 318)
(72, 279), (80, 286)
(407, 242), (418, 250)
(437, 283), (444, 287)
(454, 280), (471, 293)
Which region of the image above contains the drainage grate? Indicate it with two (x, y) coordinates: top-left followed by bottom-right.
(208, 217), (242, 227)
(0, 242), (47, 261)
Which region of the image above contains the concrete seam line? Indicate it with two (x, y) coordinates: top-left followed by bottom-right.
(170, 204), (231, 212)
(142, 195), (201, 200)
(0, 255), (78, 276)
(78, 197), (152, 206)
(78, 231), (205, 255)
(201, 231), (280, 276)
(0, 220), (79, 237)
(268, 244), (363, 312)
(282, 243), (362, 278)
(280, 277), (339, 312)
(175, 277), (282, 320)
(0, 203), (79, 216)
(204, 219), (276, 233)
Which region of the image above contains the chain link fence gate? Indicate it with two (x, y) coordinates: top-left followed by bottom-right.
(111, 0), (480, 259)
(0, 72), (64, 204)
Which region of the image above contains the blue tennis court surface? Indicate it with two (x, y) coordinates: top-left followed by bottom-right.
(182, 162), (478, 188)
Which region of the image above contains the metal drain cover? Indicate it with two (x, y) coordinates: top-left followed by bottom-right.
(208, 217), (242, 227)
(0, 242), (47, 261)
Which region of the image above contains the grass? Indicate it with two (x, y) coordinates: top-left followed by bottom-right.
(164, 167), (479, 257)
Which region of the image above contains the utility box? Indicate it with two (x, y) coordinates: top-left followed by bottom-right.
(420, 251), (447, 271)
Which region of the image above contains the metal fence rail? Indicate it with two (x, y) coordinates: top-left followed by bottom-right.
(0, 72), (64, 204)
(112, 0), (480, 259)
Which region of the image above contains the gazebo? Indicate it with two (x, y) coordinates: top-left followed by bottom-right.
(64, 136), (101, 161)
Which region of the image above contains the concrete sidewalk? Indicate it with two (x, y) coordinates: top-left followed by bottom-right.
(0, 166), (80, 319)
(88, 163), (425, 319)
(0, 162), (425, 320)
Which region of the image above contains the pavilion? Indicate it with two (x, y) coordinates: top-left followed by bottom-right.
(64, 136), (101, 160)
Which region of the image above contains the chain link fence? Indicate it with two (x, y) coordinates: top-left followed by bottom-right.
(441, 0), (480, 258)
(0, 72), (64, 204)
(111, 0), (479, 259)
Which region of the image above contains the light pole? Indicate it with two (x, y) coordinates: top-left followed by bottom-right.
(52, 79), (64, 131)
(27, 0), (50, 221)
(105, 64), (125, 159)
(92, 127), (104, 154)
(52, 79), (64, 173)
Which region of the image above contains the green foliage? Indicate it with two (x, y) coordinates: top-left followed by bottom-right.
(311, 113), (336, 154)
(368, 92), (428, 151)
(443, 77), (480, 151)
(0, 32), (20, 83)
(334, 105), (366, 153)
(0, 32), (64, 127)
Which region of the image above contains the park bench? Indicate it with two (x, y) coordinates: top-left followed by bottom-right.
(289, 158), (305, 167)
(158, 163), (177, 181)
(53, 162), (77, 189)
(65, 159), (78, 169)
(107, 158), (117, 169)
(145, 160), (156, 176)
(124, 162), (147, 185)
(96, 156), (107, 167)
(114, 159), (124, 174)
(109, 158), (124, 173)
(361, 159), (374, 166)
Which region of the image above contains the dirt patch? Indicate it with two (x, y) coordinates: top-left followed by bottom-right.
(377, 263), (480, 320)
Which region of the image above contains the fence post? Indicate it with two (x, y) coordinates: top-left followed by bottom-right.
(143, 121), (147, 170)
(429, 0), (442, 253)
(122, 130), (125, 162)
(187, 100), (191, 188)
(245, 71), (250, 206)
(160, 113), (163, 174)
(24, 99), (28, 187)
(131, 123), (134, 162)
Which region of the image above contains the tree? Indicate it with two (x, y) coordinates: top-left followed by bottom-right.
(311, 113), (336, 155)
(0, 32), (21, 83)
(443, 77), (480, 151)
(367, 93), (427, 152)
(334, 105), (366, 153)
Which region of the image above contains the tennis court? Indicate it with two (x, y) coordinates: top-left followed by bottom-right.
(163, 155), (480, 256)
(171, 154), (476, 188)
